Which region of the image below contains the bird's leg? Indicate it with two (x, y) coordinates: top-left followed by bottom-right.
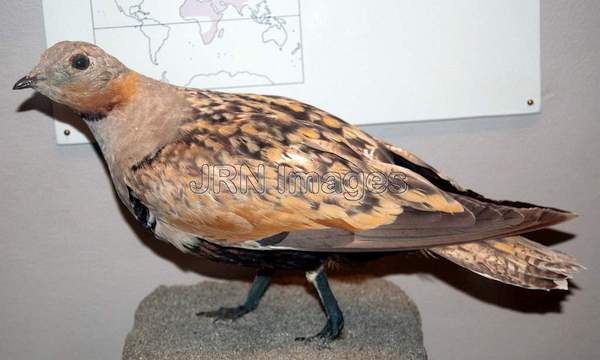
(196, 269), (272, 321)
(296, 266), (344, 343)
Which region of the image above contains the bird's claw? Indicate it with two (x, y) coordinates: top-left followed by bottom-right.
(295, 320), (343, 346)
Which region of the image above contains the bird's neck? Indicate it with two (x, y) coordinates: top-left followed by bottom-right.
(83, 73), (191, 181)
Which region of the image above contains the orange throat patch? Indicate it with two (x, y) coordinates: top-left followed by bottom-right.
(68, 71), (139, 114)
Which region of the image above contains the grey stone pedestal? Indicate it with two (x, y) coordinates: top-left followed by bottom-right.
(123, 278), (427, 359)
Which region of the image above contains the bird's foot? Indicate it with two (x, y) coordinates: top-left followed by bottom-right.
(295, 317), (344, 345)
(196, 305), (252, 322)
(196, 270), (271, 323)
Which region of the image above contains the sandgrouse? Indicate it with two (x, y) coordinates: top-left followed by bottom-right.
(14, 41), (582, 341)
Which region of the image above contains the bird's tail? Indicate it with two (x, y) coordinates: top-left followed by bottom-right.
(429, 236), (584, 290)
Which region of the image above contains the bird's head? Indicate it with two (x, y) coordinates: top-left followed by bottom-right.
(13, 41), (138, 114)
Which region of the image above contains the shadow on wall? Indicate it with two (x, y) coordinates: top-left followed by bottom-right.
(17, 93), (580, 315)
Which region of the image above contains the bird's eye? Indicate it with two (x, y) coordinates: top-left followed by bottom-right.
(71, 54), (90, 70)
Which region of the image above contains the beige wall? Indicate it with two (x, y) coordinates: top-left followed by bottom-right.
(1, 1), (598, 359)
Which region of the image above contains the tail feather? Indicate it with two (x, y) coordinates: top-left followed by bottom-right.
(430, 236), (584, 290)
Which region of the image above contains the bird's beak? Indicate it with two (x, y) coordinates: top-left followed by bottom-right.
(12, 75), (36, 90)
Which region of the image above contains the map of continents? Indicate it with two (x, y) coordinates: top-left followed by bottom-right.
(91, 0), (303, 89)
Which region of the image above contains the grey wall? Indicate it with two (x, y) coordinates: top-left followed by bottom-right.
(1, 1), (598, 359)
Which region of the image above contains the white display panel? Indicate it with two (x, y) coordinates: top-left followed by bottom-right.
(42, 0), (540, 145)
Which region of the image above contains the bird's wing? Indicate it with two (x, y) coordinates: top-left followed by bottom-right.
(125, 99), (467, 246)
(201, 92), (398, 163)
(126, 90), (573, 252)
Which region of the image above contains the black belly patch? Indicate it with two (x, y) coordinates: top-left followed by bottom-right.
(194, 237), (328, 270)
(127, 187), (156, 232)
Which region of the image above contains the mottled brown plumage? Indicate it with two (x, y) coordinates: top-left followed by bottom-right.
(15, 41), (583, 341)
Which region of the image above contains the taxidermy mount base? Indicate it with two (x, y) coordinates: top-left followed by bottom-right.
(123, 277), (427, 360)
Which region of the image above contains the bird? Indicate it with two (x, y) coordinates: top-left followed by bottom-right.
(14, 41), (583, 342)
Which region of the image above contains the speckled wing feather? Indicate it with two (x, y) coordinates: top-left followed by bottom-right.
(125, 91), (462, 244)
(125, 90), (575, 252)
